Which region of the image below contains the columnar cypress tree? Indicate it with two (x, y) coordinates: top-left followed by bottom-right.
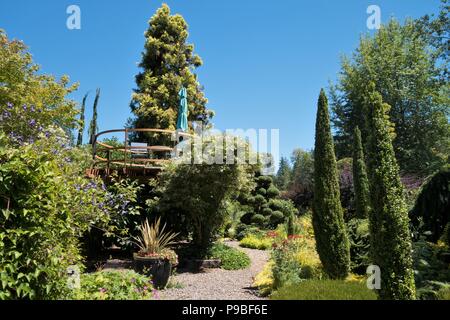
(364, 83), (416, 300)
(352, 126), (370, 218)
(88, 88), (100, 144)
(313, 89), (350, 279)
(77, 93), (88, 146)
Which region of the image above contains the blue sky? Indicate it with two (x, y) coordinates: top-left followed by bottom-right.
(0, 0), (442, 164)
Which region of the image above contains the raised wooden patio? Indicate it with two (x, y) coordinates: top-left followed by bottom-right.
(85, 128), (192, 180)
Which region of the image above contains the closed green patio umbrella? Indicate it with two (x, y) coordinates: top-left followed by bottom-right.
(177, 86), (188, 132)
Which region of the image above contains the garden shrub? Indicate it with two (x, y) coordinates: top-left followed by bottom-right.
(208, 243), (251, 270)
(346, 218), (370, 274)
(269, 211), (285, 226)
(0, 129), (110, 300)
(266, 186), (280, 198)
(73, 270), (153, 300)
(237, 172), (297, 230)
(239, 234), (272, 250)
(271, 236), (323, 289)
(153, 135), (252, 251)
(271, 280), (377, 300)
(437, 286), (450, 300)
(294, 248), (323, 280)
(412, 237), (450, 299)
(251, 214), (266, 227)
(262, 208), (273, 216)
(257, 188), (267, 196)
(235, 224), (262, 241)
(253, 261), (274, 297)
(410, 165), (450, 243)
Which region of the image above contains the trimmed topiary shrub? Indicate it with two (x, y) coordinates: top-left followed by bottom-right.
(270, 211), (285, 225)
(251, 214), (266, 226)
(240, 212), (253, 225)
(262, 208), (273, 216)
(257, 176), (273, 188)
(237, 171), (297, 229)
(257, 188), (267, 196)
(266, 186), (280, 198)
(410, 165), (450, 243)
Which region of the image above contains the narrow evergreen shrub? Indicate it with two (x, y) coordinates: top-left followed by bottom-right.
(352, 126), (370, 218)
(312, 89), (350, 279)
(364, 84), (416, 300)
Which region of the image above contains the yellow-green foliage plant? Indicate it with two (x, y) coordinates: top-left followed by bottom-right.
(239, 234), (272, 250)
(253, 261), (275, 297)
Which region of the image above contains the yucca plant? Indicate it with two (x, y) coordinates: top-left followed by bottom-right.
(133, 218), (179, 256)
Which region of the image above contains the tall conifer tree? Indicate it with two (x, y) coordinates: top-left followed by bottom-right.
(88, 88), (100, 145)
(130, 4), (212, 137)
(364, 83), (416, 300)
(77, 93), (88, 146)
(312, 89), (350, 279)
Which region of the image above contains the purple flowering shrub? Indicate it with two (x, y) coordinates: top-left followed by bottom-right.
(0, 102), (64, 146)
(0, 131), (112, 299)
(101, 176), (143, 249)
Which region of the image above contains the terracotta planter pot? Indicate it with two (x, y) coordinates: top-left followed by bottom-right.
(133, 253), (172, 289)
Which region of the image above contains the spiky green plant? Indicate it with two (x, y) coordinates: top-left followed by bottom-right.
(133, 218), (179, 255)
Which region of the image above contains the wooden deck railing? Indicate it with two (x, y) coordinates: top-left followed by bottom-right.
(90, 128), (192, 176)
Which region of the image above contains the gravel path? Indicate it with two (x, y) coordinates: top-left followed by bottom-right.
(160, 241), (270, 300)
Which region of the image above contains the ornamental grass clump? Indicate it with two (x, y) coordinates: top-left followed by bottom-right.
(133, 218), (179, 265)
